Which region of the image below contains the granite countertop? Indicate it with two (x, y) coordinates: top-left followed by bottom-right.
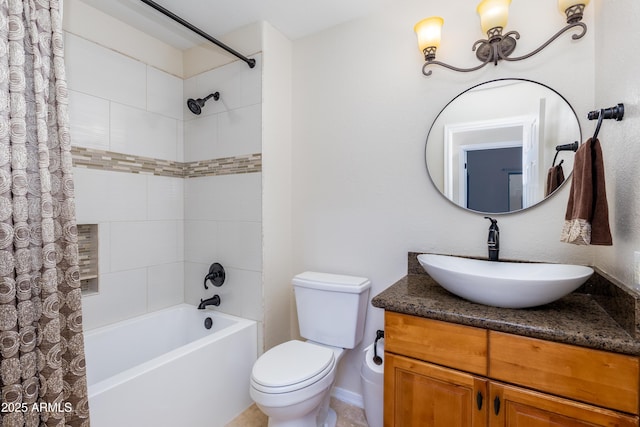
(372, 268), (640, 357)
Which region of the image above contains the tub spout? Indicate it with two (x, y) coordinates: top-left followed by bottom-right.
(198, 295), (221, 309)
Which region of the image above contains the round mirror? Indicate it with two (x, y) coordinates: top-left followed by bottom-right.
(425, 79), (581, 214)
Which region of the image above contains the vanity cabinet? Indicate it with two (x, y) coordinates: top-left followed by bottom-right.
(384, 311), (640, 427)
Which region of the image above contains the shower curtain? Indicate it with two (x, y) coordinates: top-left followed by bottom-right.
(0, 0), (90, 426)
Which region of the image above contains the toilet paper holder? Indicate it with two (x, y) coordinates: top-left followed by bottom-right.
(373, 330), (384, 365)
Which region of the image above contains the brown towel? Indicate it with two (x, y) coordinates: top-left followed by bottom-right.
(545, 162), (565, 196)
(560, 138), (612, 245)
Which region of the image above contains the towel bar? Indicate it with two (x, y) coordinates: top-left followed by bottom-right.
(588, 103), (624, 140)
(555, 141), (579, 152)
(587, 103), (624, 121)
(552, 141), (578, 167)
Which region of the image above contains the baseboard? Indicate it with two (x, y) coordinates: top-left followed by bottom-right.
(331, 386), (364, 408)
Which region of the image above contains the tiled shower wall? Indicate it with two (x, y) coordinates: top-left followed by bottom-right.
(182, 58), (264, 331)
(66, 32), (263, 331)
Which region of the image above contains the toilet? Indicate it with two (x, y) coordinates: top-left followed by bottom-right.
(250, 271), (371, 427)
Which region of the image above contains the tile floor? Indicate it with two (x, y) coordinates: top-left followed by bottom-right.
(225, 397), (369, 427)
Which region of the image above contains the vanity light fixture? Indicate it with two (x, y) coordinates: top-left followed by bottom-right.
(415, 0), (589, 76)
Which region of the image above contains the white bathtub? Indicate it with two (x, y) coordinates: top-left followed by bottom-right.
(84, 304), (257, 427)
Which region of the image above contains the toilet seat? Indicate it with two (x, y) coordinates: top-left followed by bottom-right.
(251, 340), (335, 394)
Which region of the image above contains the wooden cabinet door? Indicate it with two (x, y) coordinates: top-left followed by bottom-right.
(385, 353), (488, 427)
(489, 382), (639, 427)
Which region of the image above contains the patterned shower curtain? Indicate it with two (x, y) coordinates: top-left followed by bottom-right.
(0, 0), (90, 426)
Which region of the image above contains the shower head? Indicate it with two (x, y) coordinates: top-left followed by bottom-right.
(187, 92), (220, 115)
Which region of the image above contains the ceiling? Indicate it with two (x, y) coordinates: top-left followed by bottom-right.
(77, 0), (380, 50)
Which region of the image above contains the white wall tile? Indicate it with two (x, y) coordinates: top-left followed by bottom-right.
(184, 114), (218, 162)
(146, 221), (181, 266)
(184, 220), (218, 264)
(148, 176), (184, 221)
(184, 262), (209, 306)
(184, 174), (262, 222)
(212, 174), (262, 222)
(236, 269), (263, 321)
(193, 67), (235, 116)
(176, 222), (185, 263)
(210, 271), (242, 317)
(147, 66), (184, 120)
(185, 103), (262, 163)
(176, 121), (184, 162)
(210, 267), (262, 320)
(217, 221), (262, 271)
(184, 177), (215, 221)
(195, 62), (243, 114)
(82, 269), (148, 330)
(107, 172), (148, 222)
(65, 33), (146, 110)
(193, 54), (262, 114)
(110, 103), (179, 161)
(217, 104), (262, 157)
(97, 223), (111, 275)
(110, 222), (150, 272)
(73, 167), (111, 223)
(183, 57), (262, 162)
(148, 262), (184, 311)
(68, 90), (110, 150)
(183, 76), (199, 120)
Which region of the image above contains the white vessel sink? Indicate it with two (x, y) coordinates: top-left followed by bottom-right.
(417, 254), (594, 309)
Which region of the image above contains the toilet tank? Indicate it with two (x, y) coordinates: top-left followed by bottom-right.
(293, 271), (371, 349)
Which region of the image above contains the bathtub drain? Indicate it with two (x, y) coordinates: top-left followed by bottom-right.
(204, 317), (213, 329)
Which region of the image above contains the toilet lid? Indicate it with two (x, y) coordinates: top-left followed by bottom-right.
(251, 340), (335, 390)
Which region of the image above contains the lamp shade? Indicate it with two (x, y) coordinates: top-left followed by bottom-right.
(558, 0), (590, 13)
(477, 0), (511, 34)
(414, 16), (444, 52)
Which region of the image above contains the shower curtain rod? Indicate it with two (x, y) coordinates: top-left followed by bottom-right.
(139, 0), (256, 68)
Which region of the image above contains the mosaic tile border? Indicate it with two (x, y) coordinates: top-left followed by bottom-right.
(184, 153), (262, 178)
(71, 146), (261, 178)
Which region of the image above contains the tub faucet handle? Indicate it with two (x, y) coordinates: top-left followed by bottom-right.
(204, 263), (226, 289)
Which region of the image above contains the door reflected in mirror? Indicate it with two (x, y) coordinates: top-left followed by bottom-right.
(466, 145), (522, 212)
(425, 79), (581, 214)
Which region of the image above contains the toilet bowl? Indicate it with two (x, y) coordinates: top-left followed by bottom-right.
(249, 272), (371, 427)
(250, 340), (344, 427)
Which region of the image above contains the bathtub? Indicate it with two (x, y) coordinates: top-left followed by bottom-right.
(84, 304), (257, 427)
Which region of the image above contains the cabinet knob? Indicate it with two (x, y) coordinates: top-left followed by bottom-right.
(476, 391), (483, 410)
